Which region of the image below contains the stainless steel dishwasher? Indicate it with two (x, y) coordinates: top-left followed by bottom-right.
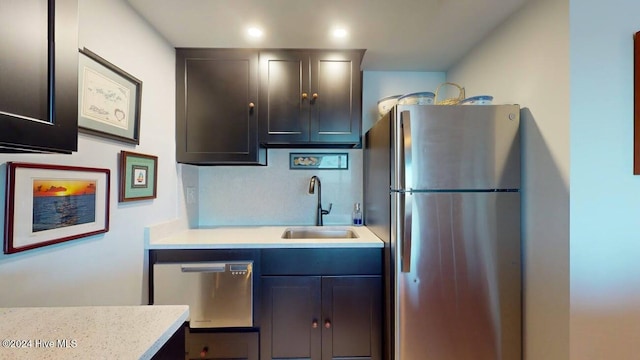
(153, 261), (253, 328)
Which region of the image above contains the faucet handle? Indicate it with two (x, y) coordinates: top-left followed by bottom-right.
(322, 203), (333, 215)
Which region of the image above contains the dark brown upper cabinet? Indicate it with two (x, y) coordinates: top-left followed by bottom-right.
(0, 0), (79, 153)
(176, 48), (266, 165)
(259, 50), (364, 147)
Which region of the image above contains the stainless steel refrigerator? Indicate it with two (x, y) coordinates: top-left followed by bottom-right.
(364, 104), (521, 360)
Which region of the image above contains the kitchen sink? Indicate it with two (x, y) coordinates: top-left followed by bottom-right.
(281, 227), (359, 239)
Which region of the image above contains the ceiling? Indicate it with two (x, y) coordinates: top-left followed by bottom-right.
(125, 0), (529, 71)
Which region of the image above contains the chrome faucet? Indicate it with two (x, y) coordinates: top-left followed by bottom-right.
(308, 176), (332, 226)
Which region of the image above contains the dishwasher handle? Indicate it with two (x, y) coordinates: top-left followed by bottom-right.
(180, 263), (226, 273)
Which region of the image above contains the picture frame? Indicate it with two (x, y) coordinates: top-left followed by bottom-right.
(634, 31), (640, 174)
(289, 153), (349, 170)
(119, 151), (158, 202)
(4, 162), (110, 254)
(78, 47), (142, 145)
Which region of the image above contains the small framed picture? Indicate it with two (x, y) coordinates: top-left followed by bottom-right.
(78, 48), (142, 144)
(4, 162), (110, 254)
(119, 151), (157, 202)
(289, 153), (349, 170)
(635, 31), (640, 174)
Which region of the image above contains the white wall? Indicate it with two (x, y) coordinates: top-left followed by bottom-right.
(198, 149), (362, 226)
(570, 1), (640, 359)
(362, 71), (445, 132)
(447, 0), (570, 359)
(0, 0), (179, 306)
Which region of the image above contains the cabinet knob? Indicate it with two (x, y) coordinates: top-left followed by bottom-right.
(312, 319), (319, 328)
(312, 93), (319, 100)
(324, 319), (331, 329)
(200, 346), (209, 358)
(249, 102), (255, 109)
(302, 93), (308, 100)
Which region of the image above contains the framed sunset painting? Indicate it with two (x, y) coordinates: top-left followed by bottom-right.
(4, 163), (110, 254)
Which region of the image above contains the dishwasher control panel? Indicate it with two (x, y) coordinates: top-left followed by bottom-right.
(230, 263), (250, 275)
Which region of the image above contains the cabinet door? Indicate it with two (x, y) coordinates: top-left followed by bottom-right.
(261, 276), (322, 360)
(259, 49), (363, 147)
(310, 50), (363, 145)
(259, 50), (311, 143)
(176, 49), (265, 165)
(0, 0), (78, 153)
(321, 276), (382, 360)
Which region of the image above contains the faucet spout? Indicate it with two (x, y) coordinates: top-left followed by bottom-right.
(308, 176), (317, 194)
(308, 176), (331, 226)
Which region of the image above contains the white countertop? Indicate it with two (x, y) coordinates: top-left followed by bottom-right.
(0, 305), (188, 360)
(146, 225), (383, 249)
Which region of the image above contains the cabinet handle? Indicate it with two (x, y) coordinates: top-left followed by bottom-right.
(324, 319), (331, 329)
(200, 346), (209, 358)
(312, 93), (319, 100)
(302, 93), (308, 100)
(249, 102), (255, 109)
(312, 319), (319, 328)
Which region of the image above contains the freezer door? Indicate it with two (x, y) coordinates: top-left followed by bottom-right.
(396, 104), (521, 190)
(396, 192), (521, 360)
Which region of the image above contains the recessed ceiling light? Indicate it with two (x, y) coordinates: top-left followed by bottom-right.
(332, 28), (348, 38)
(247, 27), (263, 38)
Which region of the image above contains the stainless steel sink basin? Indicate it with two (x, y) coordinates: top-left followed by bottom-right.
(281, 227), (359, 239)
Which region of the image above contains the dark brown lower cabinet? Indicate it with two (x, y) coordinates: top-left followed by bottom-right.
(151, 324), (186, 360)
(186, 330), (259, 360)
(321, 276), (382, 360)
(261, 275), (382, 360)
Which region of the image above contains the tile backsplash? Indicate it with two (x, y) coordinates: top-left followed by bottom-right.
(197, 149), (363, 226)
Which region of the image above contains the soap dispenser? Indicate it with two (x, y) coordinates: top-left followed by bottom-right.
(352, 202), (363, 226)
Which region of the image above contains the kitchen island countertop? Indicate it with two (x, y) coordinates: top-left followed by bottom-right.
(146, 225), (384, 249)
(0, 305), (188, 360)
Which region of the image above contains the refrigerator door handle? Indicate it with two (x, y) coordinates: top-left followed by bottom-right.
(400, 110), (413, 273)
(401, 110), (413, 191)
(400, 192), (413, 273)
